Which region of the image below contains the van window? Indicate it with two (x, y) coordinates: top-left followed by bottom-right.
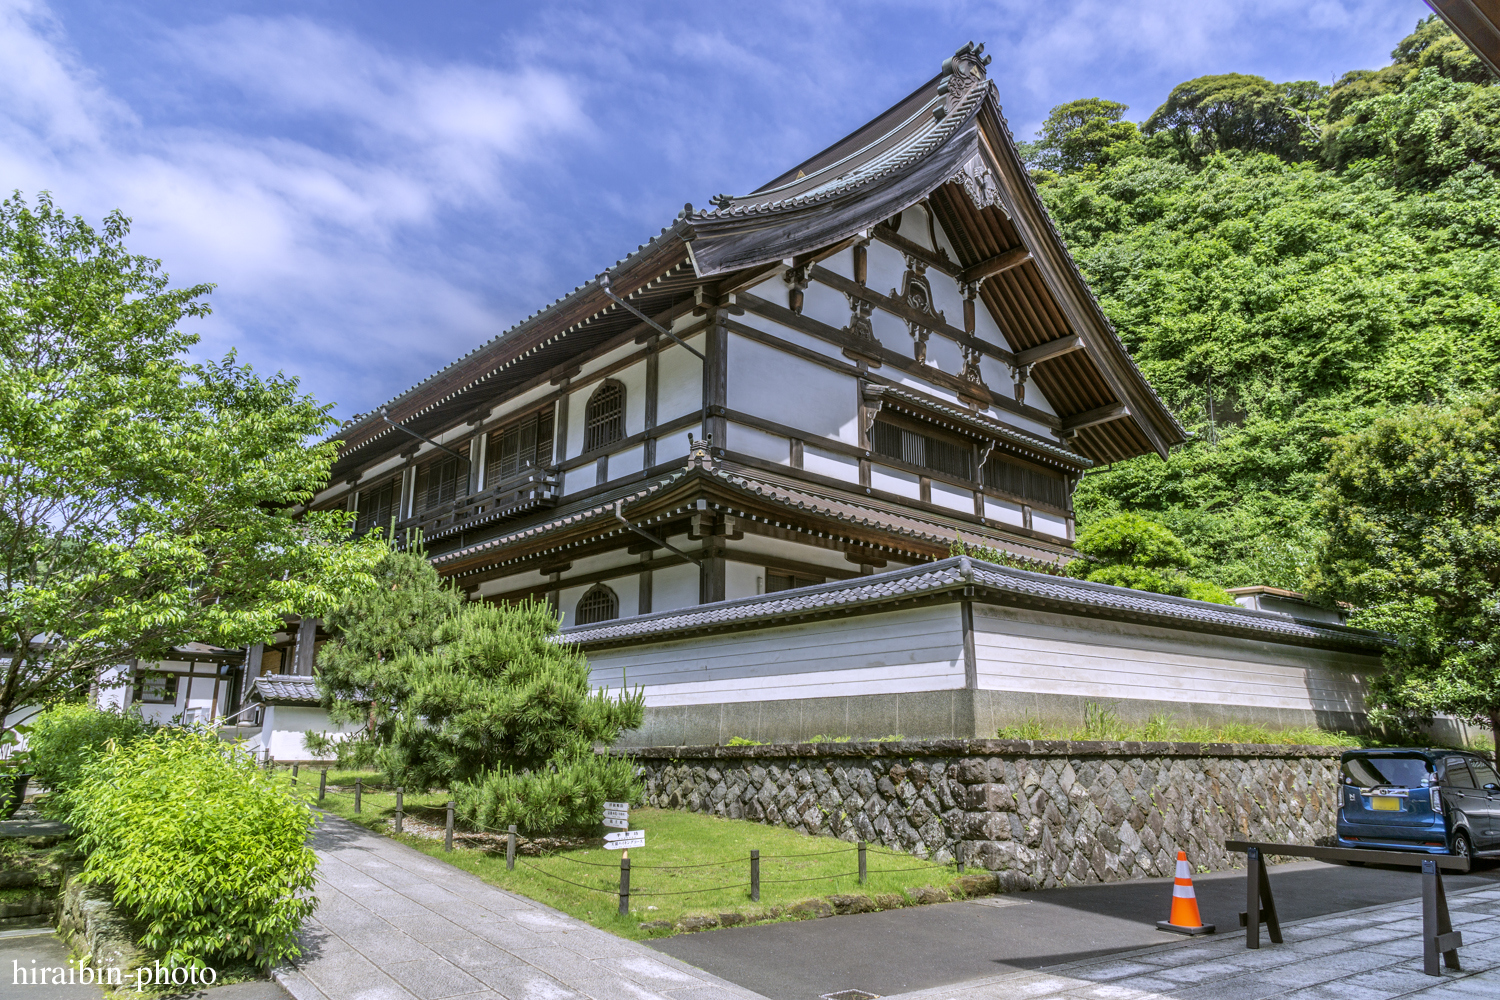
(1342, 756), (1432, 788)
(1469, 758), (1499, 788)
(1445, 758), (1477, 788)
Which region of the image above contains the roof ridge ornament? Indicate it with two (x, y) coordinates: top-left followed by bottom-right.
(935, 42), (991, 120)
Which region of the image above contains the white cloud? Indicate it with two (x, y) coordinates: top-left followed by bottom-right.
(0, 2), (588, 414)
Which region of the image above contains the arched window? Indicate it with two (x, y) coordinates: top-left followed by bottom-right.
(576, 584), (619, 625)
(584, 380), (625, 453)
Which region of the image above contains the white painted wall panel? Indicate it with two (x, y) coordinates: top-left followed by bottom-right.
(894, 372), (963, 406)
(983, 496), (1025, 526)
(801, 281), (851, 335)
(739, 305), (847, 363)
(868, 240), (909, 298)
(1032, 510), (1068, 537)
(894, 208), (934, 250)
(725, 561), (762, 602)
(657, 335), (704, 423)
(973, 296), (1011, 349)
(871, 464), (920, 499)
(613, 575), (641, 618)
(610, 442), (644, 479)
(727, 334), (860, 444)
(483, 382), (555, 429)
(804, 445), (859, 484)
(729, 533), (853, 573)
(656, 426), (698, 465)
(931, 482), (974, 513)
(475, 570), (549, 598)
(870, 307), (908, 349)
(924, 335), (963, 376)
(971, 605), (1372, 715)
(653, 562), (699, 613)
(933, 217), (960, 263)
(562, 466), (593, 497)
(579, 341), (640, 380)
(727, 421), (790, 465)
(928, 269), (965, 330)
(617, 359), (648, 436)
(821, 247), (855, 280)
(585, 605), (964, 705)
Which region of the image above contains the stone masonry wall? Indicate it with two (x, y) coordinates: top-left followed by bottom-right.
(627, 739), (1342, 889)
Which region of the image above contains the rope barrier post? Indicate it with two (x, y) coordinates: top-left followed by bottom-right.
(395, 786), (404, 835)
(445, 801), (455, 852)
(619, 856), (631, 916)
(291, 764), (298, 785)
(858, 841), (867, 885)
(750, 850), (760, 902)
(354, 779), (362, 813)
(507, 825), (517, 871)
(957, 841), (965, 874)
(319, 768), (328, 803)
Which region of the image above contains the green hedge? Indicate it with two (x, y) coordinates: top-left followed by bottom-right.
(26, 704), (154, 803)
(67, 727), (317, 970)
(454, 752), (640, 835)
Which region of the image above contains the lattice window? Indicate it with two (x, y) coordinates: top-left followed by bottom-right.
(869, 418), (973, 480)
(487, 405), (555, 488)
(575, 584), (619, 625)
(354, 477), (400, 534)
(414, 444), (470, 515)
(982, 456), (1066, 508)
(584, 380), (625, 453)
(766, 571), (824, 594)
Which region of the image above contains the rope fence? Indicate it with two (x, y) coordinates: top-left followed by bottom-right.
(308, 772), (966, 915)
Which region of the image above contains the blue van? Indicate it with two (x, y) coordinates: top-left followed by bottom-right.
(1337, 748), (1500, 862)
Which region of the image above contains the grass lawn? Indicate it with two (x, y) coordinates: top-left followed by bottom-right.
(302, 773), (964, 940)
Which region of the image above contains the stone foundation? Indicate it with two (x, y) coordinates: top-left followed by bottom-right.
(627, 739), (1343, 889)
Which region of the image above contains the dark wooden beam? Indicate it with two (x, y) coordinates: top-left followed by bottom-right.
(959, 247), (1032, 285)
(1062, 403), (1129, 433)
(1014, 335), (1084, 368)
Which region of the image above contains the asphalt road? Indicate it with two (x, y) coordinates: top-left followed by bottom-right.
(650, 859), (1500, 1000)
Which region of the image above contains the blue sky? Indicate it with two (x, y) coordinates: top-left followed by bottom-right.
(1, 0), (1429, 420)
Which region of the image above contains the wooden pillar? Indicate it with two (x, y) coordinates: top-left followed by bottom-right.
(704, 312), (728, 448)
(644, 343), (659, 470)
(469, 432), (487, 493)
(638, 551), (653, 615)
(699, 537), (726, 605)
(292, 618), (318, 676)
(553, 378), (571, 494)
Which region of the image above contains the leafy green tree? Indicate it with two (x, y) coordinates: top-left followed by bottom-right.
(1021, 98), (1139, 174)
(315, 542), (462, 740)
(1067, 513), (1235, 604)
(381, 600), (644, 791)
(1143, 73), (1323, 163)
(1311, 396), (1500, 749)
(1392, 14), (1494, 86)
(0, 193), (380, 734)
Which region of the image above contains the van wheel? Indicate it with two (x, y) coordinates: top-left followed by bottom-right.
(1452, 831), (1472, 863)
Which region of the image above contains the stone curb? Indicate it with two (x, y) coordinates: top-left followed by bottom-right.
(613, 739), (1349, 761)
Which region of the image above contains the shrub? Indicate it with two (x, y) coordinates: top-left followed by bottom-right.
(454, 751), (640, 835)
(67, 727), (317, 970)
(26, 704), (154, 798)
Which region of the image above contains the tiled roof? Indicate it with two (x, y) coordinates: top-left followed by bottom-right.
(430, 461), (1068, 576)
(251, 674), (321, 706)
(866, 384), (1093, 470)
(560, 556), (1387, 652)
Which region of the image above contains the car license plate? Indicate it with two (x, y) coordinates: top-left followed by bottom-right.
(1371, 796), (1402, 811)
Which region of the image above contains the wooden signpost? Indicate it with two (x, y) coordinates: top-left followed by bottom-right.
(603, 801), (642, 916)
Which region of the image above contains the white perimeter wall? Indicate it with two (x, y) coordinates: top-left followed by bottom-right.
(971, 604), (1373, 717)
(585, 604), (965, 707)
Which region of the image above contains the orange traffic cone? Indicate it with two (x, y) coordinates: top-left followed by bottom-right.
(1157, 850), (1216, 935)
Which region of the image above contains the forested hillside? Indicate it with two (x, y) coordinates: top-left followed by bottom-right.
(1030, 15), (1500, 591)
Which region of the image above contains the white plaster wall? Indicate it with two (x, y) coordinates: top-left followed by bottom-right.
(747, 274), (785, 300)
(584, 604), (964, 706)
(356, 453), (406, 486)
(613, 574), (642, 618)
(653, 562), (700, 613)
(973, 295), (1011, 349)
(971, 605), (1375, 717)
(562, 463), (595, 497)
(804, 445), (860, 484)
(1033, 510), (1069, 537)
(611, 442), (645, 479)
(657, 334), (704, 423)
(727, 421), (790, 465)
(728, 534), (853, 575)
(617, 359), (649, 437)
(557, 583), (593, 627)
(984, 496), (1025, 527)
(727, 334), (860, 445)
(894, 207), (934, 250)
(578, 341), (641, 381)
(933, 217), (961, 263)
(868, 240), (909, 300)
(565, 550), (643, 578)
(800, 281), (851, 334)
(475, 569), (550, 599)
(482, 382), (555, 431)
(924, 335), (963, 376)
(894, 371), (963, 407)
(871, 464), (920, 499)
(262, 706), (362, 762)
(738, 304), (847, 363)
(928, 268), (966, 330)
(869, 306), (908, 350)
(656, 425), (699, 465)
(931, 482), (974, 514)
(725, 561), (763, 602)
(821, 247), (855, 280)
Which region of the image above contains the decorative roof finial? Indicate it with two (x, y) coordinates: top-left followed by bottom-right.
(710, 193), (733, 209)
(935, 42), (991, 119)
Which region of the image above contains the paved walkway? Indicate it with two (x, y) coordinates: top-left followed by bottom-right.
(277, 813), (766, 1000)
(877, 882), (1500, 1000)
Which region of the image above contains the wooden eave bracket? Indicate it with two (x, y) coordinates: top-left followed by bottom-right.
(1061, 402), (1130, 435)
(1013, 334), (1084, 368)
(959, 247), (1032, 285)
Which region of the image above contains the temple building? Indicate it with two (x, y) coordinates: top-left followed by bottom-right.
(277, 44), (1384, 748)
